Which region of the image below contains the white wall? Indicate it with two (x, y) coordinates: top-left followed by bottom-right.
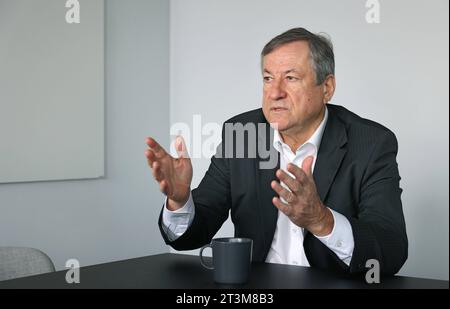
(0, 0), (170, 270)
(170, 0), (449, 280)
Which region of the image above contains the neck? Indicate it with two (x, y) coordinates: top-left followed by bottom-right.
(279, 107), (325, 152)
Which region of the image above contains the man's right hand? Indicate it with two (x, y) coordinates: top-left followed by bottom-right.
(145, 136), (193, 211)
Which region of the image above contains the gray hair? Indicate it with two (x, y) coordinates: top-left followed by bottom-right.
(261, 27), (335, 85)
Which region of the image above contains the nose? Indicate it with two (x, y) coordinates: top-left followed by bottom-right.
(268, 80), (287, 101)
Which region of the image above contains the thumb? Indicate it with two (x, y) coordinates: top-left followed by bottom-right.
(175, 136), (190, 159)
(301, 156), (314, 177)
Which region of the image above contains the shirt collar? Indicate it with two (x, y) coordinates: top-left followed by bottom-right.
(273, 106), (329, 154)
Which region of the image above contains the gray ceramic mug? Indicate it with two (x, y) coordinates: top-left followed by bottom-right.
(199, 237), (253, 284)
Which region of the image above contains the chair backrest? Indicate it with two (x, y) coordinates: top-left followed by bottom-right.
(0, 247), (55, 281)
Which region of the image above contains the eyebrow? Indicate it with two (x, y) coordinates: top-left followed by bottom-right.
(263, 69), (301, 75)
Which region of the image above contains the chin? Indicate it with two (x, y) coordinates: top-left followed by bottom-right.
(263, 110), (288, 130)
(268, 120), (288, 131)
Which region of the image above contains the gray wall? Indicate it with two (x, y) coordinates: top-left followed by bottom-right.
(170, 0), (449, 280)
(0, 0), (169, 270)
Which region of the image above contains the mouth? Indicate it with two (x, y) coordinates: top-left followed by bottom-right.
(270, 107), (288, 112)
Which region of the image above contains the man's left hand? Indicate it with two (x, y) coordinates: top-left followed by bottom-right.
(271, 156), (334, 237)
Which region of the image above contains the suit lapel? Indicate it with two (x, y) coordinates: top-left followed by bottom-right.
(313, 106), (348, 202)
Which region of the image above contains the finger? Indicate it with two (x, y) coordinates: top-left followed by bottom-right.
(145, 137), (155, 148)
(301, 156), (314, 177)
(175, 136), (190, 159)
(272, 197), (292, 216)
(159, 179), (171, 196)
(276, 169), (302, 193)
(271, 181), (296, 204)
(286, 163), (308, 184)
(145, 149), (155, 166)
(146, 137), (167, 159)
(151, 161), (165, 182)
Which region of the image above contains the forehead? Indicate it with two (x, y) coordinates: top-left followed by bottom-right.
(263, 41), (311, 71)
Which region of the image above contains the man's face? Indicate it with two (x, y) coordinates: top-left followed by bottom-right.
(262, 41), (327, 135)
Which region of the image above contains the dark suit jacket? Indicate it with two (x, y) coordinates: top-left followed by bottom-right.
(159, 104), (408, 275)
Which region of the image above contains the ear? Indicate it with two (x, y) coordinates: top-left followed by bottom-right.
(322, 74), (336, 103)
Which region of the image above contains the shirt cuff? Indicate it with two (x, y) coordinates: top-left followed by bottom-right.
(315, 208), (355, 266)
(161, 193), (195, 241)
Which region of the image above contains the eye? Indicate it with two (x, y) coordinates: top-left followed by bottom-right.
(286, 76), (299, 81)
(263, 76), (273, 83)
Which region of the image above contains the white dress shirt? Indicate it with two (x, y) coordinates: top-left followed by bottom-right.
(161, 107), (354, 266)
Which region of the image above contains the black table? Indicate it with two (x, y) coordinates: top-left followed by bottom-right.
(0, 253), (447, 289)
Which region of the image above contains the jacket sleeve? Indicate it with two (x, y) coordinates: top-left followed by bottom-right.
(348, 130), (408, 275)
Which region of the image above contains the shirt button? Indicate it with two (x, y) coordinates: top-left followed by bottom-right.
(292, 261), (299, 265)
(336, 240), (343, 247)
(292, 228), (298, 233)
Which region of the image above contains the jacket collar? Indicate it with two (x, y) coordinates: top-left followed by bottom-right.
(313, 105), (348, 201)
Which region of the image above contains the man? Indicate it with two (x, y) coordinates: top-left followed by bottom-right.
(145, 28), (408, 275)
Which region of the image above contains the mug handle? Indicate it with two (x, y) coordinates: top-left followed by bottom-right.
(199, 244), (214, 270)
